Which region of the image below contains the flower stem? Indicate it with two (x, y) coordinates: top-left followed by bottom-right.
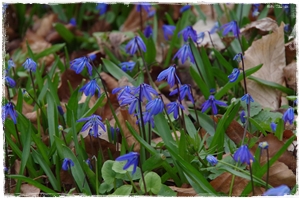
(138, 47), (154, 88)
(249, 162), (255, 195)
(139, 9), (143, 31)
(266, 148), (270, 190)
(126, 172), (140, 194)
(139, 162), (148, 195)
(29, 70), (41, 136)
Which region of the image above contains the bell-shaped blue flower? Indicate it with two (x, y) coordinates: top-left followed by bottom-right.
(69, 17), (76, 26)
(144, 25), (153, 38)
(7, 59), (15, 70)
(112, 85), (134, 101)
(252, 4), (260, 17)
(228, 68), (240, 83)
(222, 20), (240, 38)
(201, 95), (227, 115)
(233, 145), (254, 165)
(2, 102), (17, 124)
(206, 155), (218, 166)
(136, 111), (155, 128)
(196, 32), (205, 44)
(70, 56), (93, 76)
(233, 53), (244, 63)
(240, 110), (246, 124)
(5, 71), (16, 88)
(96, 3), (108, 15)
(146, 98), (164, 117)
(136, 3), (151, 13)
(173, 44), (195, 64)
(57, 106), (64, 116)
(116, 152), (140, 174)
(125, 36), (146, 55)
(62, 158), (74, 171)
(282, 107), (294, 125)
(119, 92), (139, 114)
(180, 5), (191, 13)
(77, 114), (106, 137)
(258, 141), (269, 150)
(162, 25), (176, 40)
(209, 22), (219, 34)
(79, 79), (101, 97)
(120, 62), (136, 72)
(147, 10), (155, 18)
(178, 26), (197, 43)
(133, 83), (158, 101)
(169, 84), (194, 104)
(22, 58), (37, 72)
(241, 94), (254, 104)
(262, 185), (290, 196)
(157, 66), (180, 87)
(270, 122), (277, 132)
(282, 4), (290, 14)
(86, 159), (92, 169)
(166, 101), (185, 119)
(284, 24), (290, 33)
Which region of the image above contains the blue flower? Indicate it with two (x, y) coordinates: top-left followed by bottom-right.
(62, 158), (74, 171)
(112, 85), (134, 100)
(196, 32), (205, 44)
(206, 155), (218, 166)
(284, 24), (290, 33)
(169, 84), (194, 104)
(282, 4), (290, 14)
(116, 152), (140, 174)
(136, 111), (155, 128)
(8, 59), (15, 70)
(146, 98), (164, 117)
(282, 107), (294, 125)
(270, 122), (277, 132)
(22, 58), (37, 72)
(144, 25), (153, 38)
(263, 185), (290, 196)
(136, 3), (151, 13)
(133, 83), (158, 101)
(86, 159), (92, 169)
(147, 10), (155, 18)
(2, 102), (17, 124)
(258, 141), (269, 150)
(178, 26), (197, 43)
(5, 71), (16, 88)
(57, 106), (64, 116)
(233, 145), (254, 165)
(69, 17), (76, 26)
(77, 114), (106, 137)
(166, 101), (185, 119)
(173, 44), (195, 64)
(228, 68), (240, 83)
(241, 94), (254, 104)
(119, 62), (136, 72)
(180, 5), (191, 13)
(209, 22), (219, 34)
(252, 4), (260, 17)
(233, 53), (244, 63)
(70, 56), (93, 76)
(162, 25), (176, 40)
(110, 126), (120, 140)
(201, 95), (227, 115)
(222, 20), (240, 38)
(157, 66), (180, 87)
(88, 54), (97, 61)
(125, 36), (146, 55)
(119, 93), (139, 114)
(21, 89), (29, 98)
(58, 125), (63, 131)
(96, 3), (108, 15)
(240, 110), (246, 124)
(79, 79), (101, 97)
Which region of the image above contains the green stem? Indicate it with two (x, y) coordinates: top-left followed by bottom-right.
(266, 148), (270, 190)
(138, 47), (154, 88)
(126, 172), (140, 194)
(139, 162), (148, 195)
(228, 162), (238, 196)
(196, 152), (207, 168)
(29, 70), (41, 137)
(249, 162), (255, 195)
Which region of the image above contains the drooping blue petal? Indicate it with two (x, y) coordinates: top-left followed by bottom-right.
(22, 58), (37, 72)
(180, 5), (191, 13)
(282, 107), (294, 124)
(233, 145), (254, 165)
(162, 25), (176, 40)
(228, 68), (240, 83)
(178, 26), (197, 43)
(116, 152), (139, 174)
(79, 79), (101, 97)
(241, 94), (254, 104)
(263, 185), (290, 196)
(144, 25), (153, 38)
(206, 155), (218, 166)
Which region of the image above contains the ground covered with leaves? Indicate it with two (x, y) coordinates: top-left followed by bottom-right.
(3, 2), (298, 197)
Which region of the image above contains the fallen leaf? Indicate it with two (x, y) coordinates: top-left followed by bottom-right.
(210, 172), (265, 196)
(168, 186), (197, 196)
(240, 17), (278, 39)
(285, 40), (296, 65)
(283, 61), (297, 91)
(33, 13), (57, 38)
(241, 23), (287, 110)
(225, 119), (253, 145)
(20, 184), (40, 197)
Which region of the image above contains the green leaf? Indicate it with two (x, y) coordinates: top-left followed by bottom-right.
(241, 100), (262, 118)
(215, 64), (263, 100)
(32, 150), (60, 191)
(142, 153), (165, 171)
(8, 175), (59, 196)
(158, 184), (177, 196)
(54, 23), (75, 43)
(189, 66), (210, 99)
(139, 172), (162, 194)
(249, 118), (267, 136)
(112, 161), (134, 174)
(200, 46), (215, 89)
(35, 43), (65, 60)
(111, 185), (132, 196)
(47, 91), (59, 145)
(213, 49), (233, 73)
(99, 181), (114, 194)
(51, 5), (68, 22)
(101, 160), (117, 184)
(102, 58), (135, 83)
(275, 118), (284, 141)
(248, 76), (294, 95)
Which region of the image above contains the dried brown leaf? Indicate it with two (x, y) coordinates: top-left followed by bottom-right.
(225, 119), (253, 145)
(34, 13), (57, 38)
(285, 40), (296, 65)
(240, 17), (278, 37)
(242, 23), (287, 110)
(168, 186), (197, 196)
(283, 61), (297, 91)
(20, 184), (40, 197)
(210, 172), (265, 196)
